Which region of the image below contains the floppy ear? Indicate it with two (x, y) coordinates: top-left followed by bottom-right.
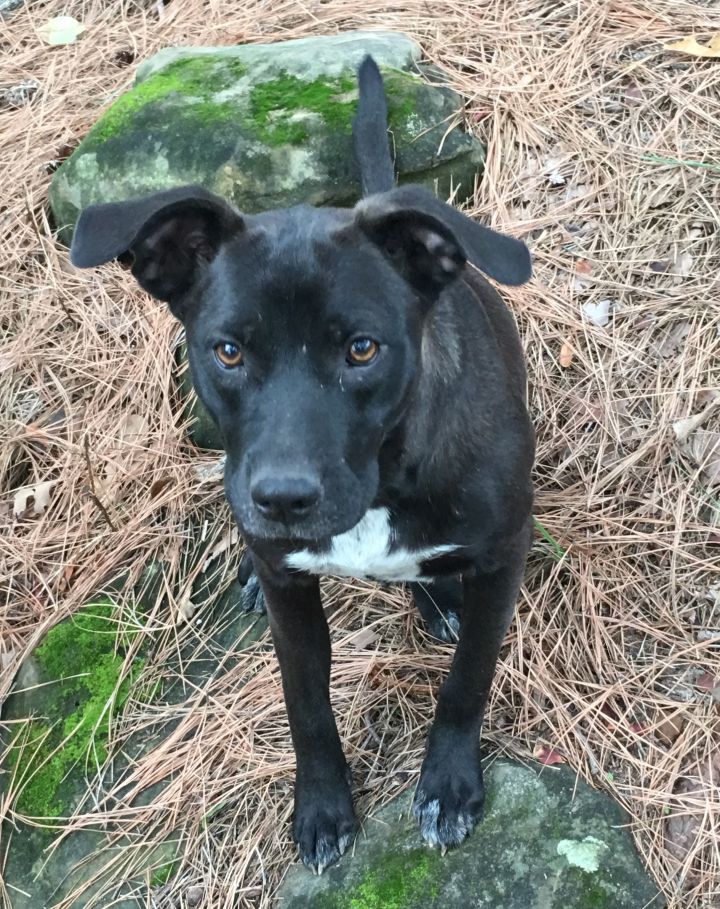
(357, 207), (467, 298)
(357, 185), (532, 288)
(70, 185), (244, 314)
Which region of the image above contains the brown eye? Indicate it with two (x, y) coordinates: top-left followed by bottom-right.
(214, 342), (243, 369)
(347, 338), (379, 365)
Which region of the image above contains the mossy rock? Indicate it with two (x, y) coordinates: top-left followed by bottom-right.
(0, 561), (268, 908)
(49, 31), (485, 243)
(275, 760), (665, 909)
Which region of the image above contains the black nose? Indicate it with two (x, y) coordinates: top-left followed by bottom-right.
(250, 473), (322, 523)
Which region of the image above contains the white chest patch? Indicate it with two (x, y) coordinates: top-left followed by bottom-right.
(285, 507), (457, 582)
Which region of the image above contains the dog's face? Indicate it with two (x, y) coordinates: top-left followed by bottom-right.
(71, 184), (530, 542)
(184, 207), (429, 540)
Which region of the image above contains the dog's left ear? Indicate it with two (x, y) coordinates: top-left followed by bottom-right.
(70, 185), (244, 314)
(355, 185), (532, 295)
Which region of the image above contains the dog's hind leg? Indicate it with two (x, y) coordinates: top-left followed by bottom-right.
(236, 551), (266, 614)
(410, 578), (462, 643)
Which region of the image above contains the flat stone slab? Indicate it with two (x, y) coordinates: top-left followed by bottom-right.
(0, 567), (268, 908)
(276, 758), (664, 909)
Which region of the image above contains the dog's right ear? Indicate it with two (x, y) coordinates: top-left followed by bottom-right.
(70, 185), (244, 316)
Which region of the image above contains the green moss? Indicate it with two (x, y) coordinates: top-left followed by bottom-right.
(583, 886), (610, 909)
(382, 71), (418, 127)
(247, 73), (357, 146)
(88, 55), (248, 144)
(80, 61), (421, 155)
(314, 848), (441, 909)
(150, 857), (178, 887)
(12, 599), (143, 818)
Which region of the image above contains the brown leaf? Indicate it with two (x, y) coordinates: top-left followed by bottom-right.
(677, 430), (720, 486)
(666, 754), (720, 870)
(149, 476), (174, 499)
(176, 589), (196, 623)
(559, 340), (574, 369)
(58, 564), (77, 594)
(655, 710), (686, 744)
(696, 673), (720, 701)
(202, 527), (240, 572)
(696, 672), (717, 691)
(13, 480), (55, 518)
(533, 743), (567, 766)
(664, 35), (720, 58)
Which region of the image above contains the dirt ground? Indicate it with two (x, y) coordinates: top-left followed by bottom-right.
(1, 1), (719, 907)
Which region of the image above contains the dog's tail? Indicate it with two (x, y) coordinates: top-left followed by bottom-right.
(353, 56), (395, 196)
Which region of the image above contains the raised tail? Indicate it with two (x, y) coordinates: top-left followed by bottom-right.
(353, 56), (395, 196)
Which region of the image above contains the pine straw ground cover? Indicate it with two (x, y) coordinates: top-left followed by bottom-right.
(1, 0), (719, 906)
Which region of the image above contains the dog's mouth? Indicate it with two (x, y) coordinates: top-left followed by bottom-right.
(237, 502), (370, 545)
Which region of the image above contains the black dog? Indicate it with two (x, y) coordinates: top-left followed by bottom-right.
(71, 57), (534, 873)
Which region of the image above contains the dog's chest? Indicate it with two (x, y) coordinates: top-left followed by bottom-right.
(285, 507), (457, 582)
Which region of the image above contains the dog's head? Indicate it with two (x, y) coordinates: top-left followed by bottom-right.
(71, 184), (530, 542)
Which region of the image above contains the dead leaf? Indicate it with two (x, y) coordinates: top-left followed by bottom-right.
(194, 455), (226, 484)
(102, 413), (150, 501)
(582, 299), (612, 327)
(666, 754), (720, 872)
(651, 319), (691, 358)
(655, 710), (686, 744)
(559, 340), (575, 368)
(672, 251), (693, 279)
(624, 82), (645, 103)
(347, 627), (380, 649)
(13, 480), (55, 518)
(681, 430), (720, 486)
(117, 413), (148, 443)
(149, 476), (174, 499)
(649, 260), (671, 273)
(37, 15), (86, 46)
(176, 589), (196, 622)
(1, 649), (18, 673)
(202, 527), (240, 572)
(533, 743), (567, 766)
(696, 673), (720, 701)
(58, 564), (77, 594)
(664, 35), (720, 58)
(575, 259), (593, 275)
(672, 397), (720, 443)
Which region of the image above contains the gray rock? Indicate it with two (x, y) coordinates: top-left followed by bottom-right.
(0, 0), (26, 16)
(49, 31), (484, 243)
(276, 759), (664, 909)
(0, 564), (268, 908)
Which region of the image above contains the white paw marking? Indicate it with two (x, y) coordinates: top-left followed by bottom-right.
(286, 507), (457, 582)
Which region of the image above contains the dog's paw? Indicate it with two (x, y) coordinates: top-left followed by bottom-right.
(238, 572), (266, 615)
(413, 748), (484, 851)
(293, 780), (357, 874)
(424, 610), (460, 644)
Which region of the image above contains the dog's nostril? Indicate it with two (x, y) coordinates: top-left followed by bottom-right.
(251, 474), (321, 521)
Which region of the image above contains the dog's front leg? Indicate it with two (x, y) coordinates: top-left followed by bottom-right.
(413, 526), (530, 850)
(253, 559), (356, 872)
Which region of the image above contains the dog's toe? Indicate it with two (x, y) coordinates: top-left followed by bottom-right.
(294, 784), (357, 874)
(239, 572), (266, 614)
(413, 750), (484, 850)
(425, 610), (460, 643)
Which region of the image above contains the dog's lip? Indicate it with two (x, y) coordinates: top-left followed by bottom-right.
(239, 510), (369, 546)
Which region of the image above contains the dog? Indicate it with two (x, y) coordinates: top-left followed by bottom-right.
(70, 56), (535, 874)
